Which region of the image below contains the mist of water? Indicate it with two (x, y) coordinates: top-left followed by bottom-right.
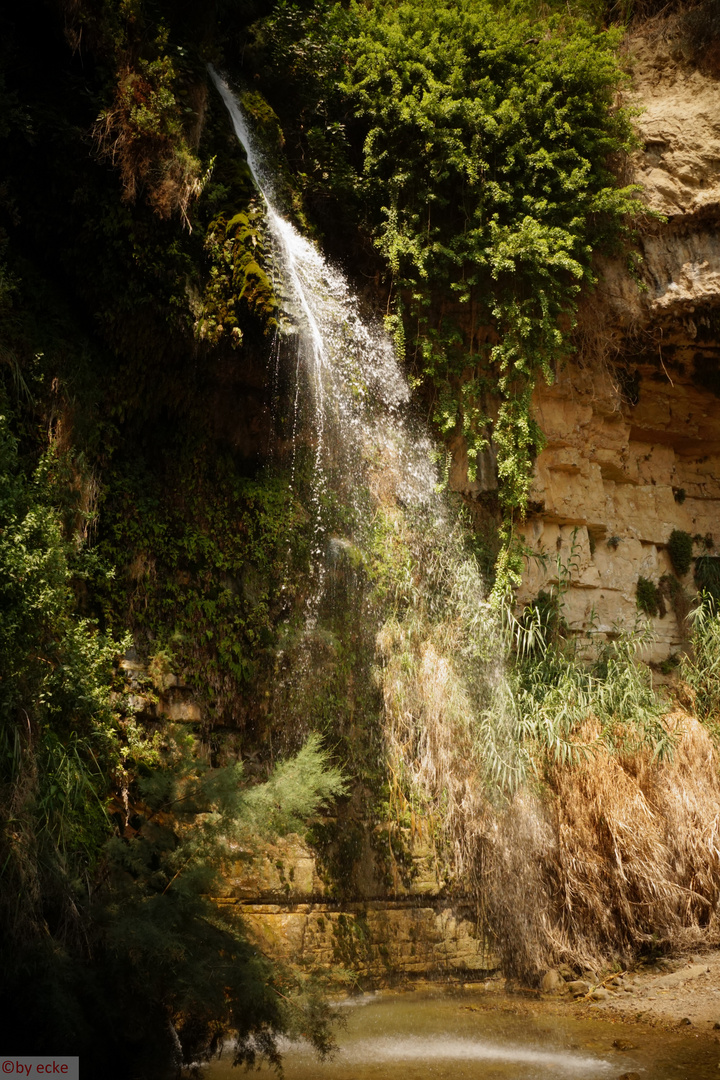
(341, 1035), (611, 1071)
(209, 68), (443, 619)
(209, 66), (532, 966)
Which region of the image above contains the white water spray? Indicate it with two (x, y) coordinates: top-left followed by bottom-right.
(209, 68), (443, 617)
(209, 68), (525, 950)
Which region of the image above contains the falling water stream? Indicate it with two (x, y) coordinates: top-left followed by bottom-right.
(209, 67), (445, 619)
(205, 72), (720, 1080)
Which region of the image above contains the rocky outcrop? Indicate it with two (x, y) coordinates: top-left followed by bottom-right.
(214, 832), (498, 980)
(508, 23), (720, 663)
(222, 898), (497, 979)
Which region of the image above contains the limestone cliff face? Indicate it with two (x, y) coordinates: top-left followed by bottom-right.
(510, 25), (720, 662)
(213, 833), (497, 980)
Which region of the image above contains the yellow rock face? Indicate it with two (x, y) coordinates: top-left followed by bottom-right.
(453, 23), (720, 665)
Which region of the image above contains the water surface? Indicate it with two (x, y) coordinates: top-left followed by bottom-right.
(204, 989), (720, 1079)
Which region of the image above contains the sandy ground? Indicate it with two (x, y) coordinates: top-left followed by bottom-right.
(575, 950), (720, 1033)
(450, 949), (720, 1037)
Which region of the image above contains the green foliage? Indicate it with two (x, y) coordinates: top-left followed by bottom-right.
(97, 730), (346, 1071)
(694, 555), (720, 605)
(95, 451), (310, 720)
(0, 433), (348, 1072)
(502, 534), (670, 776)
(242, 733), (348, 837)
(251, 0), (646, 591)
(667, 528), (693, 577)
(636, 575), (660, 617)
(681, 598), (720, 725)
(508, 620), (669, 765)
(0, 412), (128, 916)
(199, 199), (279, 344)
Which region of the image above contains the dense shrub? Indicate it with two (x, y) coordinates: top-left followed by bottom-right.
(667, 528), (693, 577)
(695, 555), (720, 605)
(636, 575), (660, 616)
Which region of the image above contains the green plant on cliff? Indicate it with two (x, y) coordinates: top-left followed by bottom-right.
(636, 575), (660, 617)
(500, 535), (669, 773)
(252, 0), (645, 594)
(667, 528), (693, 577)
(694, 555), (720, 606)
(681, 597), (720, 725)
(92, 13), (211, 226)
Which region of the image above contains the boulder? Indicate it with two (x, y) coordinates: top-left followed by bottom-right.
(540, 968), (564, 993)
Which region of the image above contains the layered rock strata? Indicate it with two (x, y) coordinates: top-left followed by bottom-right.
(215, 833), (498, 980)
(480, 25), (720, 663)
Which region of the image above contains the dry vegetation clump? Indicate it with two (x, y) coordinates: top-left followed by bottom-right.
(487, 714), (720, 980)
(94, 48), (209, 228)
(377, 618), (494, 896)
(374, 507), (523, 900)
(373, 513), (720, 981)
(623, 0), (720, 77)
(683, 0), (720, 74)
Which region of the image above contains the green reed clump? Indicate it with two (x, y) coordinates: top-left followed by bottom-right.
(681, 596), (720, 725)
(506, 610), (670, 766)
(499, 536), (670, 774)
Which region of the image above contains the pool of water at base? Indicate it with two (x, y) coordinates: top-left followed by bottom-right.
(202, 989), (720, 1080)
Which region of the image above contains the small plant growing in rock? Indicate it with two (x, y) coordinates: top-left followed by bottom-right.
(607, 535), (621, 550)
(695, 555), (720, 606)
(658, 654), (681, 676)
(659, 573), (689, 623)
(667, 529), (693, 577)
(636, 576), (660, 617)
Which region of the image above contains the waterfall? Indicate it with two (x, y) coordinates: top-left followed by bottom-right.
(204, 69), (720, 996)
(209, 69), (444, 610)
(209, 67), (526, 942)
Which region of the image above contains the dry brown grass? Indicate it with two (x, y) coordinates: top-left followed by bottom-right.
(378, 594), (720, 979)
(486, 714), (720, 979)
(373, 507), (720, 979)
(94, 68), (209, 229)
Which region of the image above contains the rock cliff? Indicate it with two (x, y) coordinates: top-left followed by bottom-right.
(507, 21), (720, 662)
